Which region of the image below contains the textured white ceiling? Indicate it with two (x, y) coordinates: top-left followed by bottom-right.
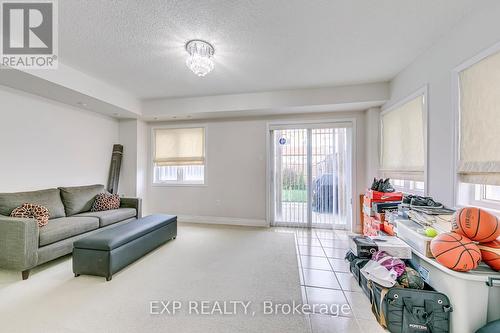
(59, 0), (479, 99)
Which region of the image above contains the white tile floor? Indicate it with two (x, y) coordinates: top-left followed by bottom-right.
(274, 227), (388, 333)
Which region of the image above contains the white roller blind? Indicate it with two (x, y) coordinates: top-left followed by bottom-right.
(458, 50), (500, 185)
(381, 95), (425, 181)
(154, 127), (205, 166)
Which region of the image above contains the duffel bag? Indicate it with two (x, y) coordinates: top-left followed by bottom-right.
(368, 281), (452, 333)
(346, 250), (367, 283)
(368, 280), (390, 328)
(346, 251), (371, 299)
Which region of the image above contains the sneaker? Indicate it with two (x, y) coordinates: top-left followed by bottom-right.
(403, 195), (414, 205)
(410, 196), (443, 208)
(371, 178), (381, 191)
(377, 180), (384, 192)
(381, 178), (395, 193)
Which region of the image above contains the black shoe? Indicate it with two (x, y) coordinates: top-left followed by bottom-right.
(381, 178), (395, 193)
(410, 196), (443, 208)
(377, 178), (385, 192)
(403, 195), (414, 204)
(370, 178), (380, 190)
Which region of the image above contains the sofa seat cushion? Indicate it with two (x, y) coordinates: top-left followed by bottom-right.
(0, 188), (66, 219)
(59, 185), (105, 216)
(76, 208), (137, 227)
(39, 216), (99, 247)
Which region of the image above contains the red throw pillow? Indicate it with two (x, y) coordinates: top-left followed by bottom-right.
(91, 193), (120, 212)
(10, 203), (50, 227)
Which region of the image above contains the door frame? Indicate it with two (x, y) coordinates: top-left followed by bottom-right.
(265, 118), (358, 230)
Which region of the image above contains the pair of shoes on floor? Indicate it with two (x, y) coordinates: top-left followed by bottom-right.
(403, 195), (443, 208)
(370, 178), (395, 193)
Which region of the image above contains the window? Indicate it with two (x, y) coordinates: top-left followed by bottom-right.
(484, 185), (500, 201)
(458, 184), (500, 211)
(153, 127), (206, 185)
(390, 179), (425, 195)
(473, 184), (500, 202)
(456, 46), (500, 210)
(380, 93), (426, 194)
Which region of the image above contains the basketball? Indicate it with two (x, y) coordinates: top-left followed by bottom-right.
(452, 207), (500, 243)
(430, 232), (482, 272)
(478, 240), (500, 271)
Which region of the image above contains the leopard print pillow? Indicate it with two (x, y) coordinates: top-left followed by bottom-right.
(91, 193), (120, 212)
(10, 203), (50, 227)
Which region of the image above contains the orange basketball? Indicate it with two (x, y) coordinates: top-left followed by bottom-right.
(452, 207), (500, 243)
(478, 240), (500, 271)
(430, 232), (481, 272)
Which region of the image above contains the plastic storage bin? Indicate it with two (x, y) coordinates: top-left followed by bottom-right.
(396, 219), (434, 258)
(409, 246), (500, 333)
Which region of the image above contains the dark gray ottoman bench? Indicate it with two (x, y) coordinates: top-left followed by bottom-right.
(73, 214), (177, 281)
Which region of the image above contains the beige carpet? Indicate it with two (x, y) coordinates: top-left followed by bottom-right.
(0, 224), (310, 333)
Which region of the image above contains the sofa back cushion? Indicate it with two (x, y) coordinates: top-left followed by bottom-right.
(59, 184), (105, 216)
(0, 188), (66, 219)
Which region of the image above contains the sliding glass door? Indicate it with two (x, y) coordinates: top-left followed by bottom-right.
(271, 123), (352, 229)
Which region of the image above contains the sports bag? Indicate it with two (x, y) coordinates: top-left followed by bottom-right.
(369, 281), (453, 333)
(347, 252), (368, 283)
(346, 251), (372, 300)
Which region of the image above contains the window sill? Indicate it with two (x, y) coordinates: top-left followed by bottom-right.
(456, 201), (500, 216)
(392, 187), (425, 196)
(152, 182), (207, 187)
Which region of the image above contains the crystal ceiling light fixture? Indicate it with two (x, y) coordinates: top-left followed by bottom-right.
(185, 39), (215, 77)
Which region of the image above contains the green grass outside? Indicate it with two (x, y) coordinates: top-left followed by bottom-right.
(282, 189), (307, 202)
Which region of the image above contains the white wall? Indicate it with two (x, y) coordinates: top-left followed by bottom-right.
(386, 2), (500, 206)
(144, 111), (368, 230)
(22, 62), (142, 116)
(365, 107), (381, 183)
(1, 63), (141, 119)
(118, 119), (148, 208)
(136, 119), (148, 204)
(0, 85), (119, 192)
(118, 120), (138, 197)
(142, 82), (388, 120)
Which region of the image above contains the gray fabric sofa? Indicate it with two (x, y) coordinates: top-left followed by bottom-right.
(0, 184), (141, 280)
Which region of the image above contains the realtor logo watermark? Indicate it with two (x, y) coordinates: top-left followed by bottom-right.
(149, 300), (352, 317)
(1, 0), (58, 69)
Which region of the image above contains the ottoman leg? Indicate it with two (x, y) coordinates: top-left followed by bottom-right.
(106, 276), (112, 281)
(74, 273), (80, 277)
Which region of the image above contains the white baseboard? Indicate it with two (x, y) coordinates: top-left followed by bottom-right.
(177, 215), (269, 227)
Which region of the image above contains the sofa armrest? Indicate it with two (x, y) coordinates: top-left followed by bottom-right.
(120, 198), (142, 218)
(0, 215), (39, 271)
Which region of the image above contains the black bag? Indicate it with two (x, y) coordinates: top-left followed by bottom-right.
(348, 255), (369, 283)
(346, 251), (372, 300)
(369, 281), (453, 333)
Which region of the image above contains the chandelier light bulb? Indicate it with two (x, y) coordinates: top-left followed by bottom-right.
(185, 40), (215, 77)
